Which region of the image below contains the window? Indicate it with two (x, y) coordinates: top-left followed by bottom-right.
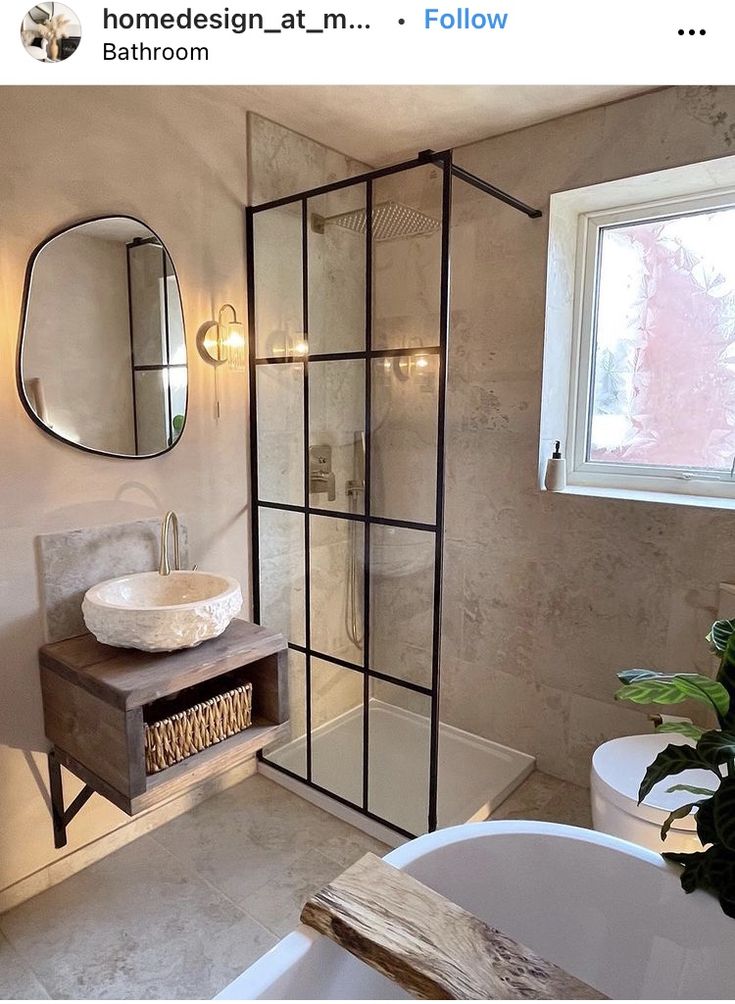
(542, 164), (735, 507)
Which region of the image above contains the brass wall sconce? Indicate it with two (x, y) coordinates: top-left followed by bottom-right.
(197, 304), (247, 419)
(197, 304), (247, 371)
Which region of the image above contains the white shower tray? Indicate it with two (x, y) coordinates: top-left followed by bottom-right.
(259, 699), (535, 844)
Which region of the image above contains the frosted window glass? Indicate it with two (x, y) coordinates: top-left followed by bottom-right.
(590, 209), (735, 470)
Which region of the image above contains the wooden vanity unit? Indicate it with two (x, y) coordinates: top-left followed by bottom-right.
(39, 618), (289, 847)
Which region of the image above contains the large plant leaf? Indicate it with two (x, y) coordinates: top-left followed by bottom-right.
(664, 849), (711, 893)
(697, 729), (735, 767)
(638, 743), (719, 804)
(693, 782), (735, 850)
(665, 844), (735, 917)
(615, 674), (730, 720)
(707, 619), (735, 655)
(720, 892), (735, 919)
(667, 783), (717, 797)
(617, 669), (662, 684)
(660, 802), (703, 841)
(656, 722), (705, 741)
(711, 779), (735, 851)
(717, 630), (735, 729)
(696, 797), (717, 846)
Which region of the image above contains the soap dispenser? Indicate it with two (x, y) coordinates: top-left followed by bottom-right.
(544, 441), (567, 492)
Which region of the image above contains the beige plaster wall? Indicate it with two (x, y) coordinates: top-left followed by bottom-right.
(0, 86), (251, 897)
(441, 86), (735, 784)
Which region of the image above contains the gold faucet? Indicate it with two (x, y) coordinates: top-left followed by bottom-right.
(159, 511), (181, 576)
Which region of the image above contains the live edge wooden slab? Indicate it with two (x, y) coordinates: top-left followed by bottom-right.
(301, 854), (608, 1001)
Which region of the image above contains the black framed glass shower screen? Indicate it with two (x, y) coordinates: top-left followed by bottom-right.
(246, 152), (452, 840)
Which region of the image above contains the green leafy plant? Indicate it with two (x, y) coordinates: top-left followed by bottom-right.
(615, 618), (735, 917)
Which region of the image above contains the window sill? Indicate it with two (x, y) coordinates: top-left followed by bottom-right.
(543, 483), (735, 511)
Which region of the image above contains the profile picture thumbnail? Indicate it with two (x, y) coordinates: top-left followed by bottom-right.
(21, 3), (81, 63)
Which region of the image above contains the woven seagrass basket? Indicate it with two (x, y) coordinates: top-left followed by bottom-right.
(144, 681), (253, 774)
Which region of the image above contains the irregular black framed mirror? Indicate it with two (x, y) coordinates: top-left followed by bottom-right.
(18, 216), (188, 458)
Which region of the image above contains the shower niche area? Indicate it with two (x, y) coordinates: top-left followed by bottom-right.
(248, 151), (538, 842)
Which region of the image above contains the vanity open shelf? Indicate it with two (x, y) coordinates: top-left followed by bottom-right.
(39, 618), (289, 847)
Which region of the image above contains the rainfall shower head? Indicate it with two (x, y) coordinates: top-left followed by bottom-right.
(312, 201), (441, 242)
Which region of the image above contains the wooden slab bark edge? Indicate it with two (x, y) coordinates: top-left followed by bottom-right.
(301, 852), (608, 1001)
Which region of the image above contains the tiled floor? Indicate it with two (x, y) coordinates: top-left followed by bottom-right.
(0, 770), (589, 1000)
(489, 770), (592, 827)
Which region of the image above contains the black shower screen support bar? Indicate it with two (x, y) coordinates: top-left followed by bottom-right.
(427, 150), (452, 833)
(301, 197), (313, 787)
(418, 150), (542, 219)
(453, 164), (543, 218)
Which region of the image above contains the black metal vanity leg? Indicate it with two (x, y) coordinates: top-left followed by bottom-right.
(47, 749), (97, 849)
(48, 750), (68, 849)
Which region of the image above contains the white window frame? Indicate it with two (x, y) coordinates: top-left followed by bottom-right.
(564, 186), (735, 504)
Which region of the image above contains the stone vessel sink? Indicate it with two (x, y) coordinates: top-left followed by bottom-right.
(82, 571), (243, 652)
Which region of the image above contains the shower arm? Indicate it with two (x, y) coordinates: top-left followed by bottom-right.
(418, 150), (543, 219)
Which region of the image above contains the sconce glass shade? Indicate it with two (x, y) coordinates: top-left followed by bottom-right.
(196, 304), (247, 371)
(223, 320), (247, 371)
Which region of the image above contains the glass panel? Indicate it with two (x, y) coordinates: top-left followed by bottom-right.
(309, 360), (365, 516)
(372, 165), (443, 351)
(256, 363), (304, 506)
(368, 679), (430, 834)
(128, 249), (185, 368)
(167, 367), (187, 434)
(165, 265), (186, 364)
(253, 204), (304, 359)
(311, 657), (363, 803)
(371, 353), (439, 524)
(308, 185), (366, 355)
(258, 507), (305, 647)
(370, 525), (435, 690)
(263, 650), (307, 779)
(133, 369), (175, 455)
(129, 243), (166, 367)
(310, 514), (364, 666)
(590, 208), (735, 470)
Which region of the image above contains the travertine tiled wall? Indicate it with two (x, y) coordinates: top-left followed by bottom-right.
(440, 86), (735, 784)
(37, 518), (189, 643)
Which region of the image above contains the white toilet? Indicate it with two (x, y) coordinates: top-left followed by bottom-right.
(591, 733), (708, 854)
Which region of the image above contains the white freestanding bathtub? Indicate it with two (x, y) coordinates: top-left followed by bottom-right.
(217, 821), (735, 1000)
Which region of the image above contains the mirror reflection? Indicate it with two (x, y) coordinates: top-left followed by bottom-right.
(19, 216), (187, 457)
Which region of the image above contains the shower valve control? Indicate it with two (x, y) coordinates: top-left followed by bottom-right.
(309, 444), (336, 502)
